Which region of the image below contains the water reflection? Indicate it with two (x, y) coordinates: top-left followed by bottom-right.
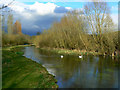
(23, 46), (119, 88)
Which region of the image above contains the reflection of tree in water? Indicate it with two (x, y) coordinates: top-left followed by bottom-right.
(93, 56), (118, 87)
(58, 56), (98, 87)
(60, 56), (81, 81)
(38, 49), (55, 56)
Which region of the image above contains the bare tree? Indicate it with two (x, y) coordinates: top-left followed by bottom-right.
(84, 1), (114, 53)
(7, 14), (13, 35)
(0, 15), (2, 47)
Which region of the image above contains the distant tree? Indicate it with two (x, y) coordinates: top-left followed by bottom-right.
(7, 14), (13, 34)
(0, 15), (1, 31)
(13, 20), (22, 34)
(2, 15), (5, 33)
(36, 32), (41, 35)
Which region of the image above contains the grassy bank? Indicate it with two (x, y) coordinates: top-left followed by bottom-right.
(2, 46), (58, 88)
(2, 45), (31, 50)
(39, 47), (102, 56)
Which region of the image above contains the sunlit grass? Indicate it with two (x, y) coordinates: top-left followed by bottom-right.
(2, 46), (58, 88)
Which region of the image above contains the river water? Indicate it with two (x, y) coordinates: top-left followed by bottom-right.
(23, 46), (119, 88)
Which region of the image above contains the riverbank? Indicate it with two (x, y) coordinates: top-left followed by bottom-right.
(39, 47), (120, 57)
(2, 45), (31, 50)
(2, 45), (58, 88)
(39, 47), (102, 56)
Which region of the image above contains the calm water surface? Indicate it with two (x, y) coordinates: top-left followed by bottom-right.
(23, 46), (119, 88)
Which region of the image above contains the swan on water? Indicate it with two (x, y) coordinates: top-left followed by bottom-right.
(79, 55), (82, 58)
(61, 55), (63, 58)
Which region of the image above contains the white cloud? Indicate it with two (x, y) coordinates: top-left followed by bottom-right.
(111, 13), (118, 24)
(32, 25), (40, 29)
(0, 0), (13, 5)
(65, 7), (72, 10)
(22, 12), (33, 19)
(99, 13), (118, 25)
(7, 1), (71, 17)
(29, 2), (57, 15)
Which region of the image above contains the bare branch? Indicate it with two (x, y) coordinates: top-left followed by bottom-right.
(0, 0), (15, 10)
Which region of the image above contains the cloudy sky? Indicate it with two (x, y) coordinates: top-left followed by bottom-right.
(0, 0), (119, 35)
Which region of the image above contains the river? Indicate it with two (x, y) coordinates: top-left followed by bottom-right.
(23, 46), (119, 88)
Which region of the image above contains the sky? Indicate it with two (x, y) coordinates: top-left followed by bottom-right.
(0, 0), (119, 35)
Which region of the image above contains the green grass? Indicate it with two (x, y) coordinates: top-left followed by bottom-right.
(40, 47), (102, 56)
(2, 45), (31, 50)
(2, 46), (58, 88)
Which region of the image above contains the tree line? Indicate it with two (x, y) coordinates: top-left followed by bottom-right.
(1, 14), (31, 47)
(32, 2), (119, 56)
(0, 0), (31, 47)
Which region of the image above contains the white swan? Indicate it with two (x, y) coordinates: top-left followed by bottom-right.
(79, 55), (82, 58)
(61, 55), (63, 58)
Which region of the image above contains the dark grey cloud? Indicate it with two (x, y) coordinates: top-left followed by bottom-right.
(23, 14), (62, 35)
(15, 11), (69, 36)
(13, 12), (63, 36)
